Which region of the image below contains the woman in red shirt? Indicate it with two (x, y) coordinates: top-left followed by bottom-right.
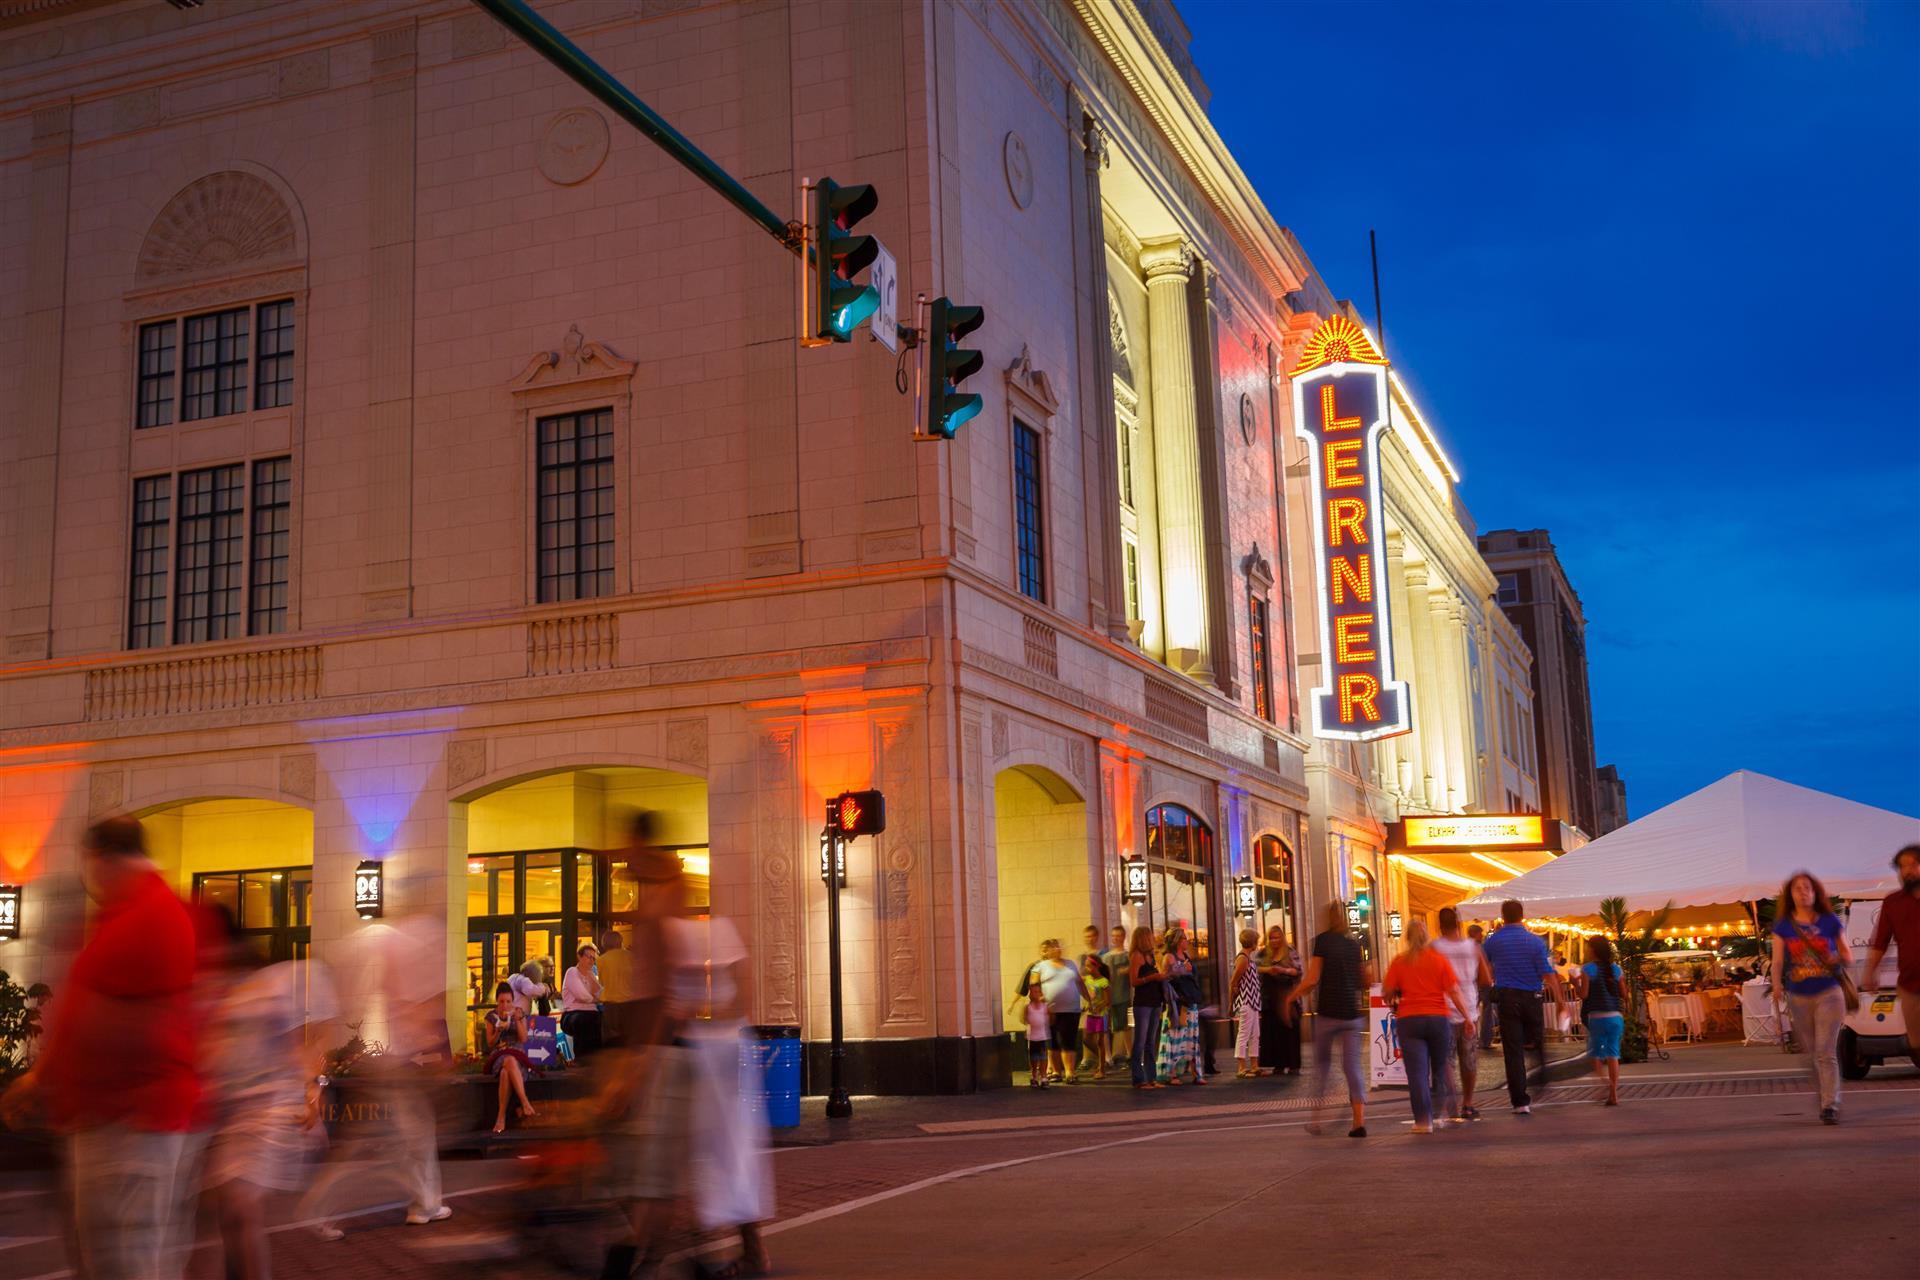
(1382, 920), (1477, 1133)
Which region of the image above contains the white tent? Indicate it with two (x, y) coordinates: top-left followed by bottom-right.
(1458, 771), (1920, 920)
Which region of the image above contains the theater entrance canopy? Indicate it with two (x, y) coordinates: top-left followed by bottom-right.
(1385, 814), (1571, 904)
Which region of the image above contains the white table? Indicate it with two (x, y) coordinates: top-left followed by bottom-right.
(1650, 992), (1706, 1041)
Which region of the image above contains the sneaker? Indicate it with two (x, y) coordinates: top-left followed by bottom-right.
(405, 1206), (453, 1226)
(1462, 1105), (1481, 1121)
(1820, 1107), (1837, 1125)
(1411, 1123), (1433, 1134)
(314, 1224), (345, 1243)
(1347, 1126), (1367, 1138)
(1514, 1105), (1531, 1115)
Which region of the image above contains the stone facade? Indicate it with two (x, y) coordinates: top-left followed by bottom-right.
(0, 0), (1329, 1090)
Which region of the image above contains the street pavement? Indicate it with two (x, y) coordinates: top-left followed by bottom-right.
(1, 1043), (1913, 1278)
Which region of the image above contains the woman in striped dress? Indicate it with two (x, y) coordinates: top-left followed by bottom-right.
(1156, 928), (1206, 1085)
(1231, 928), (1263, 1077)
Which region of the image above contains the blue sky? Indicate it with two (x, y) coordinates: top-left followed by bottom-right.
(1182, 0), (1920, 819)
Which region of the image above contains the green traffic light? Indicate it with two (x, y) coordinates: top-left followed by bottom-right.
(830, 283), (881, 337)
(926, 297), (986, 439)
(811, 179), (880, 343)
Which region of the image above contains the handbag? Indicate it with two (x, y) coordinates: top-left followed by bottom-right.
(1791, 919), (1860, 1014)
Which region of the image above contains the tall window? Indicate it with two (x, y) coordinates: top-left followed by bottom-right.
(254, 300), (295, 410)
(129, 476), (172, 649)
(183, 307), (250, 422)
(173, 463), (246, 643)
(1496, 572), (1521, 606)
(536, 409), (615, 604)
(1012, 420), (1046, 602)
(1142, 803), (1217, 1005)
(135, 300), (294, 428)
(1124, 538), (1143, 624)
(128, 458), (294, 649)
(1249, 592), (1274, 723)
(249, 458), (292, 635)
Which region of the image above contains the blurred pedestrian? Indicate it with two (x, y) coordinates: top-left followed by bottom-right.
(1256, 925), (1301, 1076)
(560, 941), (603, 1058)
(1230, 928), (1262, 1077)
(484, 983), (539, 1133)
(200, 908), (337, 1280)
(1860, 844), (1920, 1058)
(1076, 925), (1103, 1074)
(1434, 907), (1492, 1121)
(1127, 926), (1166, 1089)
(1381, 919), (1474, 1133)
(0, 816), (205, 1280)
(1770, 870), (1854, 1125)
(299, 909), (452, 1239)
(1102, 926), (1133, 1068)
(1469, 923), (1494, 1050)
(597, 928), (634, 1045)
(1157, 927), (1205, 1085)
(1032, 938), (1090, 1083)
(1483, 900), (1567, 1115)
(1574, 935), (1625, 1106)
(510, 957), (551, 1016)
(1021, 970), (1052, 1089)
(1287, 900), (1371, 1138)
(1081, 953), (1112, 1080)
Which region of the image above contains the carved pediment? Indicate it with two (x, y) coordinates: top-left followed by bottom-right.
(509, 324), (636, 391)
(1004, 344), (1059, 417)
(1243, 542), (1274, 590)
(138, 171), (298, 282)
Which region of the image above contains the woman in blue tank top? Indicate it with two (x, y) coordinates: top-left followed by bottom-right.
(1573, 936), (1625, 1106)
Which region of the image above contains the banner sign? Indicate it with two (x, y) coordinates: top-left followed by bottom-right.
(1292, 315), (1410, 741)
(1399, 815), (1549, 849)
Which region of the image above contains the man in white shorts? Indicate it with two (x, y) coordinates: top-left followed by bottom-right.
(1434, 907), (1493, 1123)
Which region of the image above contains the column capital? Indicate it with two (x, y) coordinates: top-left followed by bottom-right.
(1080, 111), (1110, 169)
(1404, 559), (1429, 590)
(1384, 528), (1406, 559)
(1139, 237), (1193, 283)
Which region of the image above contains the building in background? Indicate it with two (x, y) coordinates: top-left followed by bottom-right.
(0, 0), (1327, 1092)
(1282, 301), (1547, 962)
(1478, 529), (1602, 840)
(1596, 763), (1629, 836)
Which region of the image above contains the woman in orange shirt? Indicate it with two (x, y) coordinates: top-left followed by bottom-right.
(1382, 920), (1477, 1133)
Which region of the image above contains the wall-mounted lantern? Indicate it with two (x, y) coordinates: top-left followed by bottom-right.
(353, 860), (384, 919)
(1123, 856), (1148, 905)
(0, 884), (21, 940)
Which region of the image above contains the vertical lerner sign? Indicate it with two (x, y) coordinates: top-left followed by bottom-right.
(1291, 315), (1410, 741)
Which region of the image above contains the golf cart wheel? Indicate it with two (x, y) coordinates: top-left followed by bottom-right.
(1836, 1029), (1870, 1080)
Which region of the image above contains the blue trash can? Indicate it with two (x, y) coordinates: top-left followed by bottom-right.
(748, 1025), (803, 1129)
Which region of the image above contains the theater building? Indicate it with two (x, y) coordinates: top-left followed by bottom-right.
(0, 0), (1343, 1089)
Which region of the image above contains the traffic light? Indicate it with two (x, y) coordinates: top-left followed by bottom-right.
(828, 789), (887, 837)
(924, 296), (984, 439)
(809, 179), (880, 343)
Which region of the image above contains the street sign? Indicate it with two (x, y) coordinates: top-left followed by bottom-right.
(871, 241), (899, 353)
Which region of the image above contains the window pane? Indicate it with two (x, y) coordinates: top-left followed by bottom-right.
(129, 475), (172, 648)
(254, 300), (295, 410)
(183, 307), (250, 421)
(467, 853), (515, 917)
(535, 409), (615, 604)
(1249, 594), (1273, 723)
(249, 457), (292, 635)
(173, 464), (245, 643)
(136, 321), (176, 428)
(524, 851), (563, 914)
(241, 874), (274, 929)
(1013, 422), (1046, 602)
(197, 875), (239, 919)
(576, 854), (597, 915)
(290, 869), (312, 927)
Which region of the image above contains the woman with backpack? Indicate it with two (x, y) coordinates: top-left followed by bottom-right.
(1573, 935), (1626, 1106)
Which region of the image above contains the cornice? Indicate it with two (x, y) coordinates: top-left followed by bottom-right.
(1067, 0), (1307, 302)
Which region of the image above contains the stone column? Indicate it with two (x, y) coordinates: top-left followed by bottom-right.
(1384, 532), (1420, 805)
(1071, 102), (1132, 641)
(1441, 591), (1476, 810)
(364, 24), (417, 619)
(1431, 586), (1468, 811)
(1403, 561), (1447, 811)
(1139, 239), (1211, 679)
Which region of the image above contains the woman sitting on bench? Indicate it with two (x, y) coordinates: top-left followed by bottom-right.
(484, 981), (539, 1134)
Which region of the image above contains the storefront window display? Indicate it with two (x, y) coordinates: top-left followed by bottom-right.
(1143, 804), (1217, 1006)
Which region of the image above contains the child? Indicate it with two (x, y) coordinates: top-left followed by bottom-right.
(1082, 954), (1112, 1080)
(1230, 928), (1262, 1078)
(1023, 969), (1052, 1088)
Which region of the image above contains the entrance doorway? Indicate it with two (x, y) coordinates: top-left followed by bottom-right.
(992, 766), (1089, 1033)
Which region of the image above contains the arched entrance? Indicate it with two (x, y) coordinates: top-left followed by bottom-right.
(1142, 803), (1217, 1004)
(1241, 833), (1299, 948)
(993, 765), (1089, 1033)
(456, 765), (707, 1051)
(138, 797), (315, 964)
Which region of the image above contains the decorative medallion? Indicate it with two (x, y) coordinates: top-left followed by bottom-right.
(1002, 131), (1033, 210)
(538, 108), (610, 186)
(1239, 391), (1257, 445)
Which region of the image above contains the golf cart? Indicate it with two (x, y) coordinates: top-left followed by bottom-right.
(1838, 897), (1911, 1079)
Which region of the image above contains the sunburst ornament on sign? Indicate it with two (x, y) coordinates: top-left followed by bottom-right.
(1290, 314), (1387, 376)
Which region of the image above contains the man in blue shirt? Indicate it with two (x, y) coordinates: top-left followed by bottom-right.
(1482, 900), (1567, 1113)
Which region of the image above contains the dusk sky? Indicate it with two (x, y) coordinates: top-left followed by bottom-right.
(1183, 0), (1920, 820)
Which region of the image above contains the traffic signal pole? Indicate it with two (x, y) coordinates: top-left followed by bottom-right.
(470, 0), (799, 253)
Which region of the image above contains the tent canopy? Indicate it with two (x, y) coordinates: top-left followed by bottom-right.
(1458, 771), (1919, 920)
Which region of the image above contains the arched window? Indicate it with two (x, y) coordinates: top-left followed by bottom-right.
(1246, 834), (1297, 945)
(1143, 803), (1216, 1004)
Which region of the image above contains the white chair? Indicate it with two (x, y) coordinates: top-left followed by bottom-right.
(1740, 980), (1788, 1046)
